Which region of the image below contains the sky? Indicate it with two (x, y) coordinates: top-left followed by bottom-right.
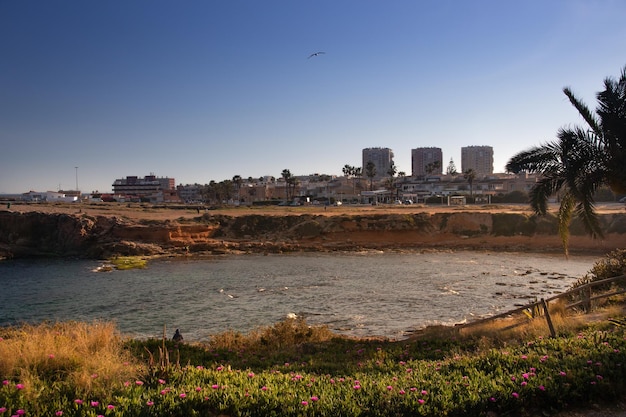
(1, 1), (626, 194)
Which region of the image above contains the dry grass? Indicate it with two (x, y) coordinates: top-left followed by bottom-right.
(0, 321), (138, 398)
(207, 317), (336, 351)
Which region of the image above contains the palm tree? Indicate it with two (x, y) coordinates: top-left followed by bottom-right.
(386, 161), (397, 202)
(281, 169), (292, 200)
(506, 65), (626, 256)
(365, 161), (377, 191)
(425, 160), (441, 176)
(463, 169), (476, 197)
(353, 167), (363, 196)
(232, 175), (242, 202)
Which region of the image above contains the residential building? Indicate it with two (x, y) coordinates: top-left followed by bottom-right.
(411, 147), (443, 177)
(461, 146), (494, 176)
(112, 174), (176, 202)
(362, 147), (394, 179)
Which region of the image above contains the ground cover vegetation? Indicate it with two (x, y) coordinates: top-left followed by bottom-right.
(2, 250), (626, 416)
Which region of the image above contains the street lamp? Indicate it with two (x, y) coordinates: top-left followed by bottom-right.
(75, 167), (79, 192)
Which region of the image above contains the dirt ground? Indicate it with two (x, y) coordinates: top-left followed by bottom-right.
(8, 201), (625, 220)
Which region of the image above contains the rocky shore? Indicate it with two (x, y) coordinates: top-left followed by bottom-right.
(1, 203), (625, 259)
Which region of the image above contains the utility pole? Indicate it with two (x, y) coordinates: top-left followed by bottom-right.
(75, 166), (79, 192)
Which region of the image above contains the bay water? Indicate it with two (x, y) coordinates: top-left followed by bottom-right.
(0, 251), (598, 340)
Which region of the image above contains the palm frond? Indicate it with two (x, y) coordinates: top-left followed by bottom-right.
(563, 87), (602, 136)
(529, 175), (563, 214)
(596, 66), (626, 156)
(505, 142), (562, 174)
(574, 199), (603, 240)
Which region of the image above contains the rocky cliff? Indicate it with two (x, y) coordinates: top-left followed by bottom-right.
(1, 209), (625, 259)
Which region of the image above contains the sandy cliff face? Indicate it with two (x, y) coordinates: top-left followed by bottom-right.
(0, 210), (624, 259)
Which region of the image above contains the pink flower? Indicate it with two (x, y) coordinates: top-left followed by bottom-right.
(418, 399), (425, 405)
(559, 371), (567, 377)
(399, 389), (406, 395)
(212, 384), (219, 390)
(216, 366), (224, 371)
(48, 354), (55, 359)
(301, 401), (308, 406)
(311, 396), (319, 402)
(386, 385), (393, 391)
(512, 392), (519, 398)
(261, 386), (268, 391)
(90, 401), (99, 407)
(410, 387), (417, 392)
(146, 401), (154, 406)
(248, 372), (255, 378)
(158, 379), (166, 384)
(522, 373), (529, 379)
(135, 380), (144, 386)
(195, 387), (202, 392)
(353, 385), (361, 390)
(55, 411), (63, 416)
(2, 380), (8, 386)
(521, 381), (527, 387)
(179, 393), (186, 398)
(16, 384), (24, 390)
(421, 390), (428, 396)
(539, 385), (545, 391)
(520, 355), (527, 360)
(74, 399), (83, 405)
(124, 381), (130, 387)
(16, 410), (25, 416)
(107, 405), (115, 410)
(490, 397), (496, 402)
(0, 408), (7, 413)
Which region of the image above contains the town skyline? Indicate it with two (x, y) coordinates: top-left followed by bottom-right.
(2, 2), (625, 194)
(6, 143), (500, 195)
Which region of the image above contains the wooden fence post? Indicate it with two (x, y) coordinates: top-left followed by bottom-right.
(541, 298), (556, 338)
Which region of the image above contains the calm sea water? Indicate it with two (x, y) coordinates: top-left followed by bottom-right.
(0, 252), (598, 340)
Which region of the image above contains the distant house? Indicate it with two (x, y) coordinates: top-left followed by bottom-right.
(22, 191), (78, 203)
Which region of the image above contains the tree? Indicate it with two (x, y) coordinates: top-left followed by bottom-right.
(353, 166), (363, 196)
(463, 169), (476, 197)
(397, 171), (406, 200)
(342, 164), (353, 178)
(446, 158), (457, 176)
(365, 161), (377, 191)
(281, 169), (292, 200)
(232, 175), (242, 201)
(506, 65), (626, 256)
(386, 161), (397, 201)
(425, 160), (441, 176)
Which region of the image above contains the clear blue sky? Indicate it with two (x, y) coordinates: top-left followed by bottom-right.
(1, 1), (625, 194)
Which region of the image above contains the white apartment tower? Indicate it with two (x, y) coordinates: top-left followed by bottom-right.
(411, 147), (443, 177)
(461, 146), (494, 176)
(362, 147), (394, 179)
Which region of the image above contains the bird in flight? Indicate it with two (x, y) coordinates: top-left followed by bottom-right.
(308, 51), (325, 59)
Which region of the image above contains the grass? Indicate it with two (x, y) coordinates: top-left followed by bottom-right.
(2, 309), (626, 417)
